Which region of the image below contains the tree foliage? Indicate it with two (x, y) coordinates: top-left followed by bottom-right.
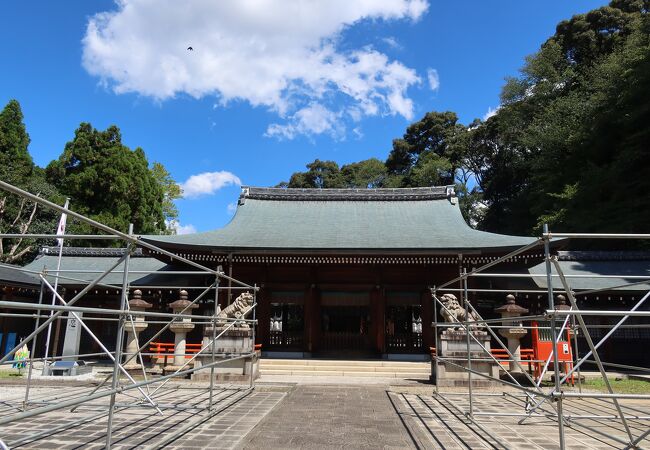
(480, 0), (650, 235)
(151, 161), (183, 231)
(278, 0), (649, 237)
(0, 98), (184, 262)
(46, 123), (168, 235)
(0, 100), (62, 263)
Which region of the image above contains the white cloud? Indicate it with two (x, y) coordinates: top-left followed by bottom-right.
(166, 220), (197, 235)
(82, 0), (428, 139)
(426, 68), (439, 92)
(180, 171), (241, 198)
(382, 36), (402, 50)
(483, 106), (499, 121)
(265, 103), (345, 140)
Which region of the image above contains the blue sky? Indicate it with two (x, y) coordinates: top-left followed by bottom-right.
(0, 0), (608, 234)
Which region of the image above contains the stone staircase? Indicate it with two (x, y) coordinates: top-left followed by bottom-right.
(259, 358), (431, 379)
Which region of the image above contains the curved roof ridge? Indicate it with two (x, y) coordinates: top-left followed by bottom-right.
(242, 185), (452, 202)
(142, 190), (535, 252)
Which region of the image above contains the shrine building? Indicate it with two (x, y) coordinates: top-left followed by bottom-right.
(139, 186), (536, 358)
(3, 186), (649, 362)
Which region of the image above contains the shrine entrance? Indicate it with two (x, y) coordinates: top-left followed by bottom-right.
(320, 292), (373, 355)
(385, 292), (424, 353)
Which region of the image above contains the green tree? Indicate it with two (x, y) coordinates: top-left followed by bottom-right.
(281, 159), (346, 188)
(385, 111), (464, 187)
(0, 100), (33, 186)
(340, 158), (387, 188)
(0, 100), (62, 263)
(151, 162), (183, 232)
(46, 123), (166, 235)
(478, 0), (650, 236)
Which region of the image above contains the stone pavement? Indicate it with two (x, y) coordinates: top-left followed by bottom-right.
(1, 380), (649, 449)
(239, 385), (418, 449)
(0, 384), (286, 449)
(388, 387), (649, 449)
(239, 384), (650, 449)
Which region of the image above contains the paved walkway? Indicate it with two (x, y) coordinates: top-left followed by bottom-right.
(0, 384), (286, 450)
(1, 380), (649, 449)
(240, 384), (649, 449)
(240, 385), (418, 449)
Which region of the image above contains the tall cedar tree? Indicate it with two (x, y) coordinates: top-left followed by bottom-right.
(0, 100), (62, 263)
(46, 123), (166, 236)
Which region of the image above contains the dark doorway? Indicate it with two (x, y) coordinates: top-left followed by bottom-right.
(385, 305), (423, 353)
(268, 303), (304, 350)
(320, 305), (372, 354)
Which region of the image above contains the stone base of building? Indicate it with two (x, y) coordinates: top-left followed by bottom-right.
(191, 354), (259, 382)
(123, 363), (144, 375)
(191, 327), (259, 382)
(162, 365), (190, 377)
(431, 329), (500, 387)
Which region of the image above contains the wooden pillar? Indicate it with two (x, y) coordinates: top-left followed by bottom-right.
(304, 283), (322, 354)
(306, 285), (321, 354)
(375, 286), (386, 354)
(369, 287), (377, 352)
(303, 284), (311, 353)
(421, 289), (433, 351)
(257, 285), (271, 347)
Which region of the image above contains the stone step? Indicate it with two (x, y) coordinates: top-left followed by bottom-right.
(261, 369), (430, 378)
(259, 364), (429, 373)
(260, 358), (429, 368)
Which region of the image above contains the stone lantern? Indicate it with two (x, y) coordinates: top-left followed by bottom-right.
(124, 290), (152, 370)
(168, 290), (198, 368)
(555, 294), (570, 310)
(494, 294), (529, 373)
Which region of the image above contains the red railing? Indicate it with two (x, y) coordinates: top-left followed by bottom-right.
(148, 342), (262, 365)
(149, 342), (202, 365)
(430, 347), (535, 372)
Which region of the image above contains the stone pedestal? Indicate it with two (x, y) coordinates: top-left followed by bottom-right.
(431, 330), (500, 387)
(495, 294), (529, 373)
(124, 290), (152, 371)
(192, 326), (259, 382)
(165, 290), (198, 374)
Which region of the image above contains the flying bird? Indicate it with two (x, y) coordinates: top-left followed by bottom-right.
(187, 46), (193, 51)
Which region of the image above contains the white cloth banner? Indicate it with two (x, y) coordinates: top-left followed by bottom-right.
(56, 199), (69, 246)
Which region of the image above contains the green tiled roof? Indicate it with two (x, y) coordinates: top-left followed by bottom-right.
(143, 186), (535, 253)
(529, 258), (650, 292)
(22, 252), (167, 286)
(0, 263), (40, 286)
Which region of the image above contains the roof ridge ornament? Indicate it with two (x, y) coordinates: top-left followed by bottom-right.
(446, 186), (457, 204)
(239, 187), (250, 205)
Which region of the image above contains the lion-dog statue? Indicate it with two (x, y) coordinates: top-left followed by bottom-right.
(216, 292), (254, 329)
(439, 293), (482, 330)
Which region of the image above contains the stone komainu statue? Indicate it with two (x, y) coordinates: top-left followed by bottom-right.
(439, 293), (482, 330)
(216, 292), (254, 329)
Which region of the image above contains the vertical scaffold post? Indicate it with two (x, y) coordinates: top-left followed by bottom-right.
(251, 285), (257, 389)
(24, 277), (46, 410)
(432, 286), (440, 396)
(571, 315), (582, 393)
(463, 268), (473, 418)
(105, 224), (133, 449)
(544, 223), (565, 450)
(209, 275), (220, 412)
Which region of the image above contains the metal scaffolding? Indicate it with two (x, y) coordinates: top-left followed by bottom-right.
(0, 180), (260, 449)
(431, 225), (650, 450)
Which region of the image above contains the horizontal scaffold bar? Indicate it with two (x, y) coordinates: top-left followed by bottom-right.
(546, 232), (650, 239)
(0, 301), (257, 322)
(548, 309), (650, 317)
